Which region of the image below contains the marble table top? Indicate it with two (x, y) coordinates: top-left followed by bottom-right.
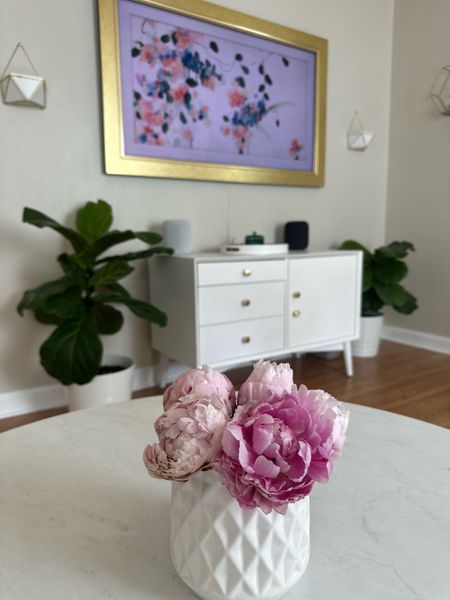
(1, 397), (449, 600)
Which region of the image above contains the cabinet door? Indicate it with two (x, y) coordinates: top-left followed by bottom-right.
(288, 255), (360, 348)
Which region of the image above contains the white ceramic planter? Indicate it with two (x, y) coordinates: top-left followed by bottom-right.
(351, 315), (384, 357)
(66, 354), (134, 411)
(170, 470), (310, 600)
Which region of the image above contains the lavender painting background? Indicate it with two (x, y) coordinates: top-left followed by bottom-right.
(118, 0), (316, 171)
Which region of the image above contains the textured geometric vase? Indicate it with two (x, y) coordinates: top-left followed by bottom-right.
(170, 470), (310, 600)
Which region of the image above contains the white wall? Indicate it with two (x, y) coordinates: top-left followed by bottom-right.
(385, 0), (450, 337)
(0, 0), (394, 395)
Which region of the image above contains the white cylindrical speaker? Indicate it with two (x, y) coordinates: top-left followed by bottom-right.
(163, 219), (192, 255)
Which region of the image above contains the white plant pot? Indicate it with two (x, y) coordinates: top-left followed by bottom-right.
(66, 354), (134, 411)
(351, 315), (384, 357)
(170, 470), (310, 600)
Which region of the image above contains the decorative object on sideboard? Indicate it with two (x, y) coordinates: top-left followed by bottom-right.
(347, 111), (374, 150)
(245, 231), (264, 244)
(284, 221), (309, 250)
(98, 0), (327, 187)
(163, 219), (192, 255)
(340, 240), (417, 357)
(220, 243), (288, 255)
(430, 65), (450, 116)
(0, 42), (46, 108)
(143, 362), (350, 600)
(16, 200), (172, 410)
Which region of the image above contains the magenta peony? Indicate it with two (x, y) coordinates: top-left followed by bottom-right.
(238, 360), (294, 406)
(215, 385), (349, 514)
(144, 393), (228, 482)
(163, 365), (236, 416)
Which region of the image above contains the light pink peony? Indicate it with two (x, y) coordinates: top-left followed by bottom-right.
(215, 385), (349, 514)
(144, 393), (228, 482)
(238, 360), (294, 406)
(163, 366), (236, 415)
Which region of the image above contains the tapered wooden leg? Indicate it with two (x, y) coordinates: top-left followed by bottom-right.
(343, 341), (354, 377)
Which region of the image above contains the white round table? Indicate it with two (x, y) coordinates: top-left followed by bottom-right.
(1, 397), (449, 599)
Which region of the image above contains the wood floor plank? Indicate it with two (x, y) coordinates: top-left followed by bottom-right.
(1, 341), (449, 432)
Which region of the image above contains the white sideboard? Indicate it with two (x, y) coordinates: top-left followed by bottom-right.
(149, 251), (362, 382)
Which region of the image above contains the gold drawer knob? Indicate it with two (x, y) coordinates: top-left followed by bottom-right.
(242, 268), (252, 277)
(241, 336), (251, 344)
(292, 310), (301, 318)
(241, 299), (251, 307)
(292, 291), (301, 299)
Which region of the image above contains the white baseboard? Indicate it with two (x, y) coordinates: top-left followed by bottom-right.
(382, 325), (450, 355)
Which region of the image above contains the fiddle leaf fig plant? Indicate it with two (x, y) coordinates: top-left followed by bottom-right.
(340, 240), (418, 317)
(17, 200), (173, 386)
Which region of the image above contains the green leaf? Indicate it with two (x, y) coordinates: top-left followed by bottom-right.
(23, 208), (86, 253)
(89, 261), (134, 288)
(89, 230), (163, 258)
(39, 313), (102, 385)
(373, 281), (410, 307)
(105, 281), (131, 297)
(34, 307), (64, 325)
(96, 246), (173, 264)
(17, 277), (73, 315)
(362, 264), (372, 292)
(340, 240), (373, 261)
(373, 257), (407, 283)
(91, 303), (124, 334)
(377, 241), (415, 259)
(362, 289), (384, 316)
(95, 293), (167, 327)
(39, 288), (85, 322)
(76, 200), (113, 243)
(393, 291), (418, 315)
(58, 253), (88, 288)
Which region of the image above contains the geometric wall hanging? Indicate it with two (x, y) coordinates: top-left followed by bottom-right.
(347, 111), (374, 151)
(430, 65), (450, 116)
(0, 42), (46, 108)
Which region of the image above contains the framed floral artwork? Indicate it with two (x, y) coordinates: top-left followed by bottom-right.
(98, 0), (328, 186)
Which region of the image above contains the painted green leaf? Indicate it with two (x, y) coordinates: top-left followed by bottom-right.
(235, 76), (245, 88)
(210, 41), (219, 53)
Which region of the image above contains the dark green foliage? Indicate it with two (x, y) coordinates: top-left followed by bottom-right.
(340, 240), (418, 317)
(18, 200), (173, 385)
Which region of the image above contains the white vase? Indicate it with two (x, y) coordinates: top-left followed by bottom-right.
(170, 470), (310, 600)
(351, 315), (384, 357)
(66, 354), (134, 411)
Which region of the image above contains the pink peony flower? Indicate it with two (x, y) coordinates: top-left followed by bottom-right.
(215, 385), (349, 514)
(144, 393), (228, 481)
(238, 360), (294, 406)
(163, 365), (236, 416)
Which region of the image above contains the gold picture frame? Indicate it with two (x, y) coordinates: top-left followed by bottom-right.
(98, 0), (328, 186)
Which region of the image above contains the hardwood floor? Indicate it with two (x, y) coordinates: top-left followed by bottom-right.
(1, 341), (449, 433)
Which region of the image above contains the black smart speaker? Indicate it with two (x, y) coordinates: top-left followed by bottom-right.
(284, 221), (309, 250)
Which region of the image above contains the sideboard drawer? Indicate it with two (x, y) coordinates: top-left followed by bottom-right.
(198, 281), (285, 325)
(199, 316), (284, 364)
(197, 260), (286, 286)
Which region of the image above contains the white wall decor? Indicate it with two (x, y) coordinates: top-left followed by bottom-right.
(430, 65), (450, 116)
(347, 111), (375, 150)
(0, 42), (46, 108)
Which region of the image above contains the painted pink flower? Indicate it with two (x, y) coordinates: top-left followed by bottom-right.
(228, 89), (247, 108)
(203, 76), (216, 91)
(215, 385), (349, 514)
(140, 99), (164, 127)
(163, 365), (236, 416)
(173, 84), (188, 103)
(144, 393), (228, 481)
(238, 360), (294, 406)
(140, 44), (154, 64)
(289, 139), (303, 158)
